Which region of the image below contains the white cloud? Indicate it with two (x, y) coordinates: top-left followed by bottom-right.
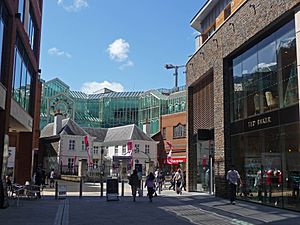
(81, 81), (124, 94)
(119, 60), (134, 70)
(48, 47), (72, 58)
(107, 38), (130, 62)
(57, 0), (88, 12)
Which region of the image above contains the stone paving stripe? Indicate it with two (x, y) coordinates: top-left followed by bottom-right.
(62, 199), (69, 225)
(53, 201), (64, 225)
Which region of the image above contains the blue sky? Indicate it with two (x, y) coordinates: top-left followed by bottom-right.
(40, 0), (204, 93)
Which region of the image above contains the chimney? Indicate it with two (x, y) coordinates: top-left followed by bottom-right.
(143, 118), (150, 136)
(53, 113), (63, 135)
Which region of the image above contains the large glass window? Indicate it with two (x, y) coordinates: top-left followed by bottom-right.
(0, 4), (7, 81)
(231, 123), (300, 211)
(258, 34), (278, 113)
(27, 8), (36, 49)
(12, 43), (32, 112)
(230, 20), (297, 122)
(18, 0), (25, 22)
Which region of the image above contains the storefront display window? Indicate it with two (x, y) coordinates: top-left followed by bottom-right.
(230, 19), (297, 122)
(230, 19), (299, 211)
(231, 124), (300, 211)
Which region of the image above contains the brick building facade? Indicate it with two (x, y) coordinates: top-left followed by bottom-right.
(161, 112), (187, 170)
(187, 0), (300, 211)
(0, 0), (43, 195)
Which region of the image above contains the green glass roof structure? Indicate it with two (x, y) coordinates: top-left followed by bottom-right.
(40, 78), (186, 135)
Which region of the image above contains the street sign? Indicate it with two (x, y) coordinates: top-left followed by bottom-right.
(57, 185), (67, 199)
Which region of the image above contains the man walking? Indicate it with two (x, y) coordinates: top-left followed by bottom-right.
(227, 165), (240, 204)
(129, 170), (139, 202)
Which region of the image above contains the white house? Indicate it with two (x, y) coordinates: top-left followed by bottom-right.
(40, 115), (157, 177)
(84, 124), (157, 177)
(40, 114), (95, 174)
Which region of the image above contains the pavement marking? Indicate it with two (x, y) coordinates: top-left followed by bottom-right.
(53, 201), (64, 225)
(62, 199), (69, 225)
(53, 199), (69, 225)
(160, 205), (256, 225)
(203, 200), (298, 223)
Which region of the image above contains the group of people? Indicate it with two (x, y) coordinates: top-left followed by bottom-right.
(32, 167), (55, 189)
(128, 168), (186, 202)
(129, 170), (157, 202)
(169, 169), (186, 194)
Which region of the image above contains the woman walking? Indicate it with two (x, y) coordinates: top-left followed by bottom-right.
(145, 172), (156, 202)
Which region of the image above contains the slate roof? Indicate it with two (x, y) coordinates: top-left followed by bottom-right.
(83, 127), (108, 142)
(40, 118), (88, 138)
(104, 124), (153, 144)
(41, 119), (154, 144)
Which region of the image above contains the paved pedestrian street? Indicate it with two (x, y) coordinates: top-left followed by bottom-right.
(0, 181), (300, 225)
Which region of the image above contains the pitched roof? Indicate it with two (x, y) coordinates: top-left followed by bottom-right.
(83, 127), (108, 142)
(40, 118), (88, 138)
(104, 124), (153, 144)
(40, 119), (154, 144)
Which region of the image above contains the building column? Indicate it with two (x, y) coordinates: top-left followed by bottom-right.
(295, 8), (300, 115)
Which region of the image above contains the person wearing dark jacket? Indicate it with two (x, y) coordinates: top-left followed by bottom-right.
(34, 167), (42, 198)
(129, 170), (140, 202)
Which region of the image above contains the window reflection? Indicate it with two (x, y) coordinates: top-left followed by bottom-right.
(230, 19), (297, 122)
(12, 39), (32, 112)
(0, 5), (6, 81)
(231, 123), (300, 211)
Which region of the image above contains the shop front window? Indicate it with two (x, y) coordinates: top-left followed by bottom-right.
(230, 19), (297, 122)
(257, 33), (278, 112)
(242, 45), (259, 117)
(231, 123), (300, 211)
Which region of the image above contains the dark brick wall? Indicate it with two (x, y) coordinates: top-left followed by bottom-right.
(186, 0), (300, 196)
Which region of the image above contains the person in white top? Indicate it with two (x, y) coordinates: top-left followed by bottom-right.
(226, 165), (240, 204)
(50, 169), (55, 188)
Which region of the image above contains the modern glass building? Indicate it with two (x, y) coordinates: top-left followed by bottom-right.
(40, 78), (186, 135)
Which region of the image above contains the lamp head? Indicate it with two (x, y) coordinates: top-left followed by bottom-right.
(165, 64), (175, 69)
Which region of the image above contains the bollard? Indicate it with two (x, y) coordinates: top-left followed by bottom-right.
(141, 180), (143, 192)
(121, 180), (124, 196)
(79, 177), (83, 198)
(100, 180), (103, 197)
(55, 181), (58, 199)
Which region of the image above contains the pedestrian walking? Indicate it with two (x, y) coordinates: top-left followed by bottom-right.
(129, 170), (140, 202)
(169, 171), (176, 191)
(174, 168), (183, 195)
(227, 165), (241, 204)
(49, 169), (55, 188)
(145, 172), (156, 202)
(34, 167), (42, 198)
(182, 171), (187, 191)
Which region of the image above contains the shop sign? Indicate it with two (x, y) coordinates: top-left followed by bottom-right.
(244, 112), (278, 132)
(58, 185), (67, 199)
(247, 116), (272, 128)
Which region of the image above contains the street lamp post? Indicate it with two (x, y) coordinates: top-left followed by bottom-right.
(100, 148), (104, 197)
(164, 64), (185, 88)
